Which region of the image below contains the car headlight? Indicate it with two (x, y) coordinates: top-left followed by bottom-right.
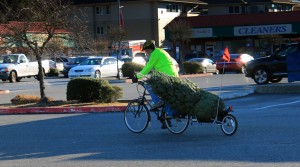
(0, 68), (9, 72)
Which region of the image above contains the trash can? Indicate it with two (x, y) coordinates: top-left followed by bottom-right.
(287, 51), (300, 82)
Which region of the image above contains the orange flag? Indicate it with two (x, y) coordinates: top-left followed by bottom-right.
(222, 47), (230, 62)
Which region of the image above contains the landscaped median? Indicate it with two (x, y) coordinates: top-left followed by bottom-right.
(0, 104), (127, 115)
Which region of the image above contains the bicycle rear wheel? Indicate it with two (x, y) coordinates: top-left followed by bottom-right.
(165, 113), (190, 134)
(221, 114), (238, 136)
(124, 100), (150, 133)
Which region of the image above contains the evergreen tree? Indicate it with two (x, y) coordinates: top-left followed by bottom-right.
(146, 71), (226, 122)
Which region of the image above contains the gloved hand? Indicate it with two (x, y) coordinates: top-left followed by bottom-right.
(132, 74), (138, 83)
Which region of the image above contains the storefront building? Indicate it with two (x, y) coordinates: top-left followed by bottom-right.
(167, 10), (300, 59)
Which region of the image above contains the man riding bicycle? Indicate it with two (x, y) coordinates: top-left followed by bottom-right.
(137, 40), (179, 128)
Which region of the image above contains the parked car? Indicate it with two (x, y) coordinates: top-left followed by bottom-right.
(184, 52), (209, 61)
(216, 53), (254, 74)
(0, 54), (50, 83)
(187, 58), (219, 74)
(68, 56), (124, 79)
(245, 43), (300, 85)
(122, 56), (147, 65)
(49, 60), (64, 72)
(171, 57), (180, 73)
(62, 56), (92, 78)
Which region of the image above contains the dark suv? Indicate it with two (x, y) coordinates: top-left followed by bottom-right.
(245, 43), (300, 85)
(62, 56), (91, 78)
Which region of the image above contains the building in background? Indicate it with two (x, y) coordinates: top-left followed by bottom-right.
(73, 0), (206, 47)
(165, 0), (300, 59)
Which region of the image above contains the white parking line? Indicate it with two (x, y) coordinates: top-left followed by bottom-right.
(254, 100), (300, 110)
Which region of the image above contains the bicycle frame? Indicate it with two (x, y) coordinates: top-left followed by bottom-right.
(136, 81), (166, 121)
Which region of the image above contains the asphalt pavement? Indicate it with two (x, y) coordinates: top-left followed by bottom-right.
(1, 73), (300, 114)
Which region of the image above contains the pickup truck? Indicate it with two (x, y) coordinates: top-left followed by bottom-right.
(0, 54), (50, 83)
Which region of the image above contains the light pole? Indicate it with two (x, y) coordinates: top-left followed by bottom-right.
(116, 0), (121, 79)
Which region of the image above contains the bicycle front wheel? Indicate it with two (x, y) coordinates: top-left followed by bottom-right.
(124, 100), (150, 133)
(165, 113), (190, 134)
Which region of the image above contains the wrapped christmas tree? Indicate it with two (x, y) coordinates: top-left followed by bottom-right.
(146, 71), (226, 122)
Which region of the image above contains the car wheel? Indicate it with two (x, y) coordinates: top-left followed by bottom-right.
(253, 67), (270, 85)
(95, 70), (101, 78)
(270, 77), (283, 83)
(9, 71), (17, 83)
(118, 69), (123, 78)
(239, 65), (246, 74)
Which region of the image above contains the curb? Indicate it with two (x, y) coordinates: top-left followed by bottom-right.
(255, 83), (300, 94)
(0, 106), (126, 115)
(0, 90), (9, 94)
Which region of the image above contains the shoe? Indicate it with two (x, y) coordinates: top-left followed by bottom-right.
(161, 123), (167, 129)
(150, 101), (164, 111)
(160, 120), (169, 129)
(192, 115), (198, 122)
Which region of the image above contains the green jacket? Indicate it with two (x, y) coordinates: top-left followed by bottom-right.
(137, 48), (178, 78)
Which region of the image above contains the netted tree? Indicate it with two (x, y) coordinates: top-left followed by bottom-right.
(0, 0), (92, 103)
(165, 18), (192, 72)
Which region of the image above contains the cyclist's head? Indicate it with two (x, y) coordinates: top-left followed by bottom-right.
(142, 40), (156, 51)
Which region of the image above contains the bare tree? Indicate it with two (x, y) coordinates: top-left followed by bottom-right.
(107, 26), (127, 78)
(0, 0), (90, 103)
(166, 18), (192, 69)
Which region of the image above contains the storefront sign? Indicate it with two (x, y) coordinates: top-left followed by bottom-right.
(191, 28), (213, 38)
(234, 24), (292, 36)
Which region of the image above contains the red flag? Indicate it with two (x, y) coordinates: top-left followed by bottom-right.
(222, 47), (230, 62)
(119, 9), (124, 28)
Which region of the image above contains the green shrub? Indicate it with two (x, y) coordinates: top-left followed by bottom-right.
(121, 62), (144, 79)
(183, 62), (204, 74)
(47, 68), (59, 77)
(67, 78), (123, 103)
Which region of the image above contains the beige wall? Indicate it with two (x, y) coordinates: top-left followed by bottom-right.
(75, 1), (199, 47)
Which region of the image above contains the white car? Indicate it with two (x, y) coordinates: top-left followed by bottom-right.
(68, 56), (124, 79)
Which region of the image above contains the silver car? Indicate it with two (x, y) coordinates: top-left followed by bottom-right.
(68, 57), (124, 79)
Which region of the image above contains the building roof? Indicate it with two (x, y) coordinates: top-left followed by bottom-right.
(171, 11), (300, 28)
(201, 0), (300, 5)
(73, 0), (206, 5)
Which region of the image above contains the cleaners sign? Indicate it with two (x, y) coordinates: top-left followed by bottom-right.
(234, 24), (292, 36)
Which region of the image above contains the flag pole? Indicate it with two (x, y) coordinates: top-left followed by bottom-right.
(214, 47), (230, 123)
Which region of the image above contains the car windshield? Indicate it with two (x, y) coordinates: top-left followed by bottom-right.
(229, 54), (240, 59)
(275, 44), (299, 57)
(69, 57), (89, 64)
(189, 58), (204, 62)
(80, 58), (102, 65)
(0, 55), (18, 64)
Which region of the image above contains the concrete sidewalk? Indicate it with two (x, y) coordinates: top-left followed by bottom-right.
(1, 74), (300, 114)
